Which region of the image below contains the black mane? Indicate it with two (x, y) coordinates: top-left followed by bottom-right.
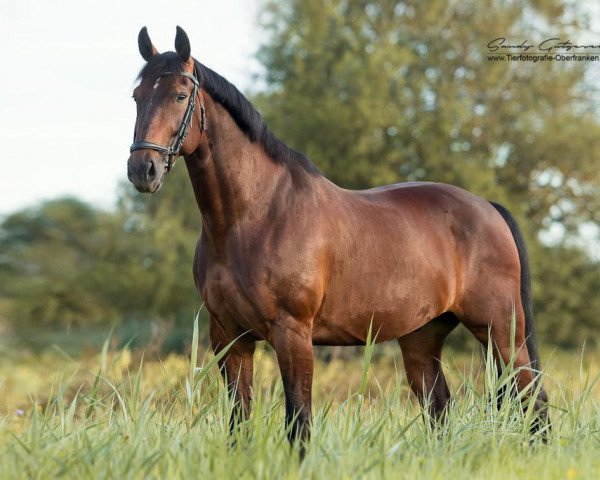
(137, 53), (320, 176)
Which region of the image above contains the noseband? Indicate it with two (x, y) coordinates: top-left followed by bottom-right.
(130, 69), (205, 173)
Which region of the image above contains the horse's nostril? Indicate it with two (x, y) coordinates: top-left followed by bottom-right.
(146, 160), (156, 181)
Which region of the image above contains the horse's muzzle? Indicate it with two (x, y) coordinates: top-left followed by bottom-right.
(127, 152), (164, 193)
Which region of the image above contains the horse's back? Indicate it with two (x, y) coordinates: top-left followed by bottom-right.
(352, 181), (489, 211)
(343, 181), (511, 251)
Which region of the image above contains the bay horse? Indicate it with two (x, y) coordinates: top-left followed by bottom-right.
(127, 26), (549, 445)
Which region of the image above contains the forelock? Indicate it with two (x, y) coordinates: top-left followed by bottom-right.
(137, 52), (185, 83)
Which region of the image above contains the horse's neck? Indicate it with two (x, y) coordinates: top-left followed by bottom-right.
(183, 95), (307, 246)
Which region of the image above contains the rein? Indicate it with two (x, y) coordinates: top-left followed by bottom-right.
(130, 69), (205, 173)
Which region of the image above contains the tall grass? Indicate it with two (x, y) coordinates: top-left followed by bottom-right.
(0, 321), (599, 479)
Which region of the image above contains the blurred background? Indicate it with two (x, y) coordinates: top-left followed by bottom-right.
(1, 0), (600, 363)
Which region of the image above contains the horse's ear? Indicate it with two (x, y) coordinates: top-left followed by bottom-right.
(138, 26), (158, 62)
(175, 26), (191, 62)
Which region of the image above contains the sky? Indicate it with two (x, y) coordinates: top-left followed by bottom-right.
(0, 0), (261, 215)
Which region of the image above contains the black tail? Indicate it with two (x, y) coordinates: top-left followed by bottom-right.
(489, 201), (541, 372)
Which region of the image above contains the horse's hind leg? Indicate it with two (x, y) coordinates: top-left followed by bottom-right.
(398, 313), (459, 423)
(460, 294), (549, 435)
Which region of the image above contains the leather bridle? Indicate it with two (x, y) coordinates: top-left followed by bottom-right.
(130, 69), (205, 173)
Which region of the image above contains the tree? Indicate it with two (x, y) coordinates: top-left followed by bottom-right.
(110, 165), (202, 325)
(0, 198), (117, 327)
(0, 165), (206, 349)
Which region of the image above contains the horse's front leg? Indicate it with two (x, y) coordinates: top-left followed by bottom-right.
(210, 317), (255, 434)
(269, 313), (314, 449)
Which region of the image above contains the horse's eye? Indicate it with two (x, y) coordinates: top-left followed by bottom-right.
(177, 93), (187, 102)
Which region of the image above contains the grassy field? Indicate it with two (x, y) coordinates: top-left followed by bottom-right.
(0, 321), (599, 479)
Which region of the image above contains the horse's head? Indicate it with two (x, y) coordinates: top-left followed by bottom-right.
(127, 26), (204, 193)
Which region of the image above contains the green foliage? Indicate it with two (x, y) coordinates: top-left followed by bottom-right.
(109, 165), (200, 323)
(532, 245), (600, 348)
(0, 166), (205, 340)
(0, 198), (118, 327)
(256, 0), (600, 215)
